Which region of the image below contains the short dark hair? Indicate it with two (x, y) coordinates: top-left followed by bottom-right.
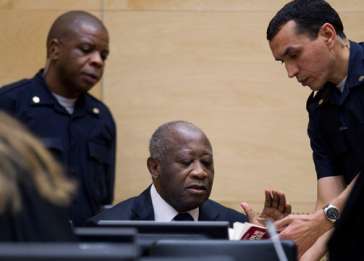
(149, 121), (209, 160)
(46, 10), (107, 57)
(267, 0), (346, 41)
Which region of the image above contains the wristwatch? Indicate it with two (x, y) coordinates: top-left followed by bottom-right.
(323, 204), (340, 223)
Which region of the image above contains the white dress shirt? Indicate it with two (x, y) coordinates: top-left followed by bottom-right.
(150, 184), (199, 221)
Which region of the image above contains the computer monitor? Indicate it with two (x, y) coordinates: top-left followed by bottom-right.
(74, 227), (137, 243)
(0, 243), (139, 261)
(149, 239), (297, 261)
(95, 220), (230, 256)
(96, 220), (229, 240)
(141, 257), (235, 261)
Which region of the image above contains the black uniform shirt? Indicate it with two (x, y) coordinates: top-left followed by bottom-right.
(0, 70), (117, 225)
(306, 41), (364, 184)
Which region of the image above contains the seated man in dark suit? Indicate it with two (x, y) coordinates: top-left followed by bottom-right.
(90, 121), (290, 224)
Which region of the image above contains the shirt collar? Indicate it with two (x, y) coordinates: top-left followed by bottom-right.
(29, 70), (58, 106)
(30, 69), (101, 118)
(317, 41), (364, 106)
(337, 41), (364, 104)
(345, 41), (364, 90)
(150, 184), (199, 221)
(337, 76), (347, 93)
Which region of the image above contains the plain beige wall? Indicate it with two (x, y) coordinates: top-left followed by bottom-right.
(1, 0), (363, 213)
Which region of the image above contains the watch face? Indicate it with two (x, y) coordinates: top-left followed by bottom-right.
(327, 207), (340, 220)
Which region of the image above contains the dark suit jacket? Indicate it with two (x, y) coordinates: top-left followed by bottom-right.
(89, 186), (247, 226)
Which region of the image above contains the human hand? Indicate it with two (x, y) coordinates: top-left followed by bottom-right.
(260, 190), (291, 221)
(240, 190), (291, 226)
(298, 229), (332, 261)
(240, 201), (259, 224)
(275, 211), (332, 258)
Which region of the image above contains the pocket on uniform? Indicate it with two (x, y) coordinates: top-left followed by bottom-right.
(87, 140), (112, 204)
(88, 141), (112, 165)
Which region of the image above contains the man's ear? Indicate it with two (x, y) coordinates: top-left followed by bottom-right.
(319, 22), (337, 49)
(147, 157), (160, 179)
(48, 39), (62, 61)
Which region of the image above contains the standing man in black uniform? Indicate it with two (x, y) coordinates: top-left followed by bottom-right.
(0, 11), (116, 226)
(266, 0), (364, 260)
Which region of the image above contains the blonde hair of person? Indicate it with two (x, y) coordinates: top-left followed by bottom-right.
(0, 112), (75, 214)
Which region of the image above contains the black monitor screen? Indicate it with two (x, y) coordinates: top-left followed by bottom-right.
(74, 227), (137, 243)
(0, 243), (138, 261)
(150, 239), (297, 261)
(96, 221), (229, 240)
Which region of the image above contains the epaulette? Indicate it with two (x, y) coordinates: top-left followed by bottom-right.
(0, 79), (29, 95)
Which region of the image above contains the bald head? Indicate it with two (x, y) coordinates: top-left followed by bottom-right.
(46, 11), (107, 57)
(149, 121), (212, 161)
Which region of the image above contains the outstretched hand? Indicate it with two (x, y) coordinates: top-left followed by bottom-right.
(261, 190), (291, 221)
(240, 190), (291, 226)
(275, 210), (332, 258)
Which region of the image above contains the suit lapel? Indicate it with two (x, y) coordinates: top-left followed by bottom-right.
(131, 186), (155, 220)
(198, 200), (219, 221)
